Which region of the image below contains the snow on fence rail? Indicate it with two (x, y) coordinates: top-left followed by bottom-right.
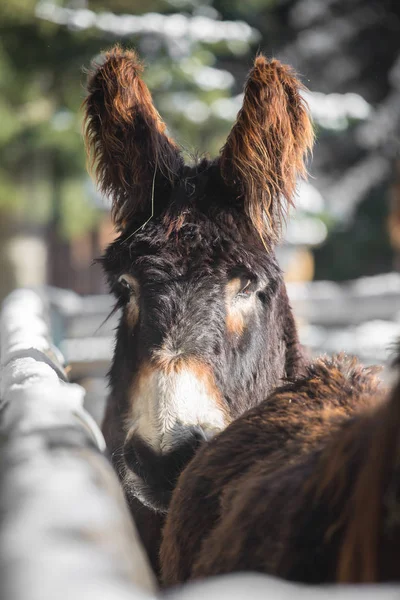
(1, 288), (400, 600)
(288, 272), (400, 326)
(0, 289), (156, 600)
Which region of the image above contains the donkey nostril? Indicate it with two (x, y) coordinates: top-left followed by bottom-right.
(124, 439), (146, 480)
(123, 426), (218, 511)
(188, 425), (216, 444)
(187, 425), (208, 445)
(124, 427), (211, 484)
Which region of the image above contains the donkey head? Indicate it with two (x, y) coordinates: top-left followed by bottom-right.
(84, 46), (314, 513)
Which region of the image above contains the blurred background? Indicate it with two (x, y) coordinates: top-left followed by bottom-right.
(1, 0), (400, 419)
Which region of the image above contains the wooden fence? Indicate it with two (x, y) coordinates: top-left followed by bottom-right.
(1, 286), (400, 599)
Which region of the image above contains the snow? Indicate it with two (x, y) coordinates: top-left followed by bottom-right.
(0, 289), (156, 599)
(1, 288), (399, 598)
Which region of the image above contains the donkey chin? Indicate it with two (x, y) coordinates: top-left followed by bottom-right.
(122, 359), (227, 513)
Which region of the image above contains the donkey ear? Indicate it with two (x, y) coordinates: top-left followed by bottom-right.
(83, 46), (182, 230)
(219, 55), (314, 245)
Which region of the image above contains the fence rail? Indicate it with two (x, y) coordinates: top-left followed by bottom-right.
(1, 287), (400, 599)
(0, 289), (156, 600)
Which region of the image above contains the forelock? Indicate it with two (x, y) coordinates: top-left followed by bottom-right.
(102, 205), (281, 287)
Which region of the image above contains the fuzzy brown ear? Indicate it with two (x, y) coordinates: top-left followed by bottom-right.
(219, 55), (314, 245)
(83, 46), (182, 230)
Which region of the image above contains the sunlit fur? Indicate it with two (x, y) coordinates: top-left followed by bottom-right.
(84, 48), (313, 245)
(161, 352), (400, 586)
(83, 46), (182, 230)
(220, 56), (314, 245)
(83, 46), (314, 577)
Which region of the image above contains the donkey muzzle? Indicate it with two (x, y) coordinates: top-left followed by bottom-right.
(124, 425), (211, 512)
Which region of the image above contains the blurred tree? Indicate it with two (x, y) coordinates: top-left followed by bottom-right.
(0, 0), (398, 298)
(0, 0), (262, 233)
(0, 0), (265, 295)
(277, 0), (400, 279)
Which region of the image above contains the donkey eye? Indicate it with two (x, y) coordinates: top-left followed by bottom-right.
(118, 275), (133, 292)
(236, 277), (259, 299)
(117, 274), (138, 301)
(237, 279), (252, 297)
(226, 273), (257, 302)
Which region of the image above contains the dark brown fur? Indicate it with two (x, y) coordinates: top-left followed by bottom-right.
(160, 355), (384, 585)
(189, 371), (400, 585)
(83, 47), (313, 578)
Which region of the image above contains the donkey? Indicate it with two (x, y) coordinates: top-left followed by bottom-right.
(160, 352), (400, 586)
(160, 353), (384, 585)
(83, 46), (313, 575)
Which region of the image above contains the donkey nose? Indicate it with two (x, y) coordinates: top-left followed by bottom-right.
(124, 425), (209, 508)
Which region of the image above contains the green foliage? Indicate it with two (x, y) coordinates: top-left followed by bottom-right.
(59, 179), (100, 240)
(0, 0), (260, 237)
(0, 167), (24, 212)
(0, 2), (98, 232)
(314, 183), (393, 281)
(0, 0), (395, 282)
(87, 0), (170, 13)
(0, 0), (37, 22)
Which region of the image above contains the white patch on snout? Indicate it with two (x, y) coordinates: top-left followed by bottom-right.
(128, 364), (227, 454)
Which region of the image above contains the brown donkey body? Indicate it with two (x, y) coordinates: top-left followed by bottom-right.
(160, 354), (384, 584)
(161, 353), (400, 586)
(83, 47), (313, 575)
